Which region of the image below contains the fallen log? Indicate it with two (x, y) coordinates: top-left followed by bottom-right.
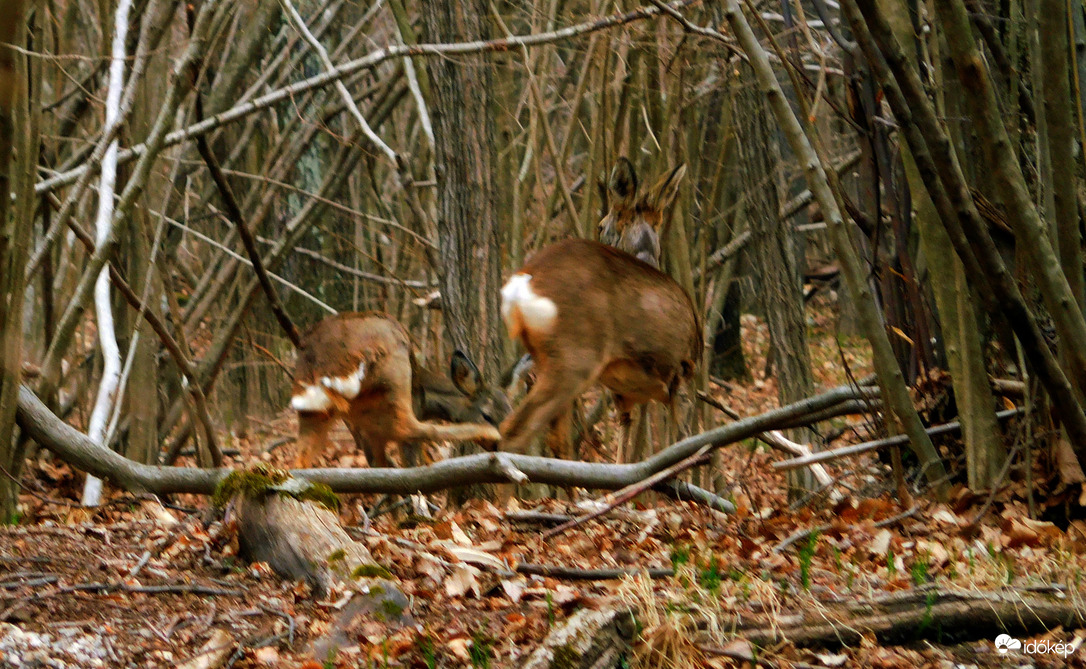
(16, 382), (876, 497)
(738, 588), (1086, 648)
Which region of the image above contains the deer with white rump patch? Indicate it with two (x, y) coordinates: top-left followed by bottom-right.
(290, 312), (505, 468)
(499, 239), (701, 463)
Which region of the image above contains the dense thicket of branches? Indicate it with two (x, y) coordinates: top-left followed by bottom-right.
(1, 0), (1085, 514)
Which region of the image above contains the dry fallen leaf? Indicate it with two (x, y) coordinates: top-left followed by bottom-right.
(445, 563), (482, 598)
(500, 578), (525, 603)
(447, 637), (472, 661)
(815, 651), (849, 666)
(869, 529), (892, 556)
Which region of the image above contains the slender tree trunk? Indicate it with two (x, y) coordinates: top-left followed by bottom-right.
(884, 0), (1003, 489)
(419, 1), (505, 380)
(420, 0), (504, 503)
(935, 0), (1086, 399)
(1039, 2), (1083, 309)
(0, 0), (32, 521)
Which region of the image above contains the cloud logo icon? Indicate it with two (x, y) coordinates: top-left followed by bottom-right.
(995, 634), (1021, 654)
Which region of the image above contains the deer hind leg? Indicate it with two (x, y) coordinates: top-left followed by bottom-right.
(499, 362), (594, 456)
(544, 407), (572, 460)
(294, 411), (335, 468)
(345, 422), (396, 468)
(613, 394), (637, 464)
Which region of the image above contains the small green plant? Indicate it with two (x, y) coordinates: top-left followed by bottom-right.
(911, 553), (930, 586)
(886, 547), (897, 578)
(323, 646), (338, 669)
(469, 627), (492, 669)
(545, 590), (555, 628)
(798, 530), (820, 592)
(698, 556), (722, 592)
(916, 591), (937, 634)
(419, 637), (437, 669)
(670, 543), (691, 568)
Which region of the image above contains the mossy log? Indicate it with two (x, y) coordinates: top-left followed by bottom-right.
(738, 588), (1086, 648)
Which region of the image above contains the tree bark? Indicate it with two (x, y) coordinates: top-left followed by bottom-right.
(844, 0), (1086, 458)
(883, 0), (1003, 490)
(735, 63), (815, 494)
(1039, 2), (1084, 309)
(935, 0), (1086, 399)
(0, 0), (31, 521)
(419, 1), (505, 379)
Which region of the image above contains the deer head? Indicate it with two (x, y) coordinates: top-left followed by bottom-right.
(597, 158), (687, 269)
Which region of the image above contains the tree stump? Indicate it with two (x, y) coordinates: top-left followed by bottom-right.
(216, 467), (409, 659)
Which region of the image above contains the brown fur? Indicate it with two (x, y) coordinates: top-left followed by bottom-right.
(500, 240), (701, 460)
(291, 312), (502, 468)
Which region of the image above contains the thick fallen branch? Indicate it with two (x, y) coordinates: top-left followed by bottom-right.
(739, 588), (1086, 648)
(16, 382), (875, 497)
(517, 564), (672, 580)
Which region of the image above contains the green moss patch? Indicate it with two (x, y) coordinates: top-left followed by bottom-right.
(351, 564), (393, 580)
(211, 465), (289, 508)
(212, 465), (339, 512)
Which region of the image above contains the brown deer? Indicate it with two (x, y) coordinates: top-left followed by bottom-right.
(290, 312), (504, 468)
(501, 159), (692, 463)
(499, 239), (701, 463)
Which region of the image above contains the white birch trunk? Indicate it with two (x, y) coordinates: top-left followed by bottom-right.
(82, 0), (132, 507)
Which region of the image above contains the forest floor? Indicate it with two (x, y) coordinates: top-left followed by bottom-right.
(3, 298), (1086, 668)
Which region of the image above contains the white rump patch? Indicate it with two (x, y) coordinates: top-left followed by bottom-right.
(501, 273), (557, 333)
(290, 384), (333, 412)
(320, 360), (367, 399)
(291, 360), (366, 412)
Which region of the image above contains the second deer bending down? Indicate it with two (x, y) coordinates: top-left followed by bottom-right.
(290, 313), (504, 468)
(499, 239), (701, 462)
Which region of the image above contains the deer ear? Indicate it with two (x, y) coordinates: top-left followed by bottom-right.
(645, 163), (686, 212)
(607, 157), (638, 206)
(450, 351), (482, 396)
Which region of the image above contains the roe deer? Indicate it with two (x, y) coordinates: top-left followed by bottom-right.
(290, 312), (504, 468)
(597, 158), (687, 269)
(499, 239), (701, 462)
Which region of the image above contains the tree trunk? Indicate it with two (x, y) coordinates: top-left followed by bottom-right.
(420, 1), (504, 503)
(1038, 2), (1083, 309)
(885, 0), (1003, 490)
(735, 63), (816, 494)
(419, 1), (505, 379)
(721, 0), (948, 494)
(0, 1), (32, 521)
